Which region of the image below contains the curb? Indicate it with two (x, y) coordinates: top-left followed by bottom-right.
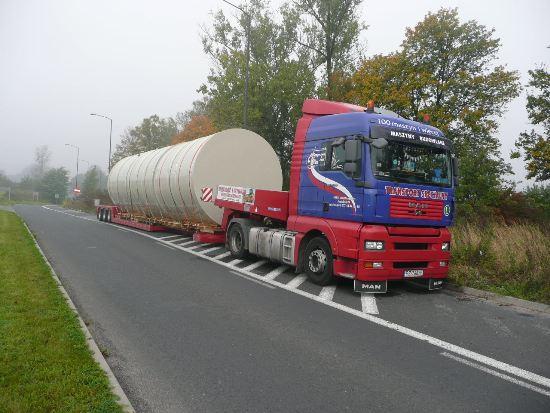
(444, 283), (550, 315)
(23, 222), (136, 413)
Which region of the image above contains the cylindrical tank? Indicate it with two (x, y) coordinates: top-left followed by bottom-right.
(107, 129), (282, 227)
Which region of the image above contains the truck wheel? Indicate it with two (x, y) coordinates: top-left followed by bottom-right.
(106, 209), (111, 222)
(97, 209), (101, 220)
(304, 237), (333, 286)
(99, 208), (105, 221)
(228, 223), (248, 259)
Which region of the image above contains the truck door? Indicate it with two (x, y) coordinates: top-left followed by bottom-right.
(318, 137), (364, 222)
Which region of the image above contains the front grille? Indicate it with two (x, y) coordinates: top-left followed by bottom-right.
(394, 261), (428, 269)
(390, 197), (443, 220)
(394, 242), (428, 250)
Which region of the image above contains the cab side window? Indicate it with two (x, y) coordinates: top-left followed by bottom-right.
(321, 138), (346, 171)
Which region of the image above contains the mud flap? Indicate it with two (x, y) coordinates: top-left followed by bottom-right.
(354, 280), (388, 294)
(406, 278), (445, 291)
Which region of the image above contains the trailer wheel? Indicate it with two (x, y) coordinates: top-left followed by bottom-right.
(106, 209), (111, 223)
(97, 208), (101, 220)
(228, 223), (248, 259)
(304, 237), (333, 286)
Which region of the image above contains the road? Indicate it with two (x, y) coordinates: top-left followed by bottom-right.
(15, 204), (550, 413)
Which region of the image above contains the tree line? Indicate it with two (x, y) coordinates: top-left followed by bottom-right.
(109, 1), (549, 222)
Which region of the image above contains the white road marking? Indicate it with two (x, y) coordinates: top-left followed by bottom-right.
(40, 205), (550, 392)
(157, 243), (177, 251)
(286, 274), (307, 289)
(213, 251), (231, 260)
(319, 285), (336, 301)
(158, 235), (185, 240)
(200, 246), (224, 255)
(263, 265), (289, 280)
(227, 259), (243, 266)
(361, 294), (380, 315)
(229, 270), (276, 289)
(441, 352), (550, 398)
(187, 244), (206, 251)
(178, 240), (197, 247)
(242, 260), (267, 272)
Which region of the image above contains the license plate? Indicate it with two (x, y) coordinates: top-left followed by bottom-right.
(404, 269), (424, 278)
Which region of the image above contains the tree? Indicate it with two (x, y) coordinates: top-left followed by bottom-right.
(33, 145), (51, 178)
(39, 167), (69, 203)
(200, 0), (316, 186)
(81, 166), (99, 199)
(111, 115), (179, 164)
(288, 0), (366, 99)
(513, 67), (550, 181)
(171, 115), (217, 144)
(343, 8), (521, 211)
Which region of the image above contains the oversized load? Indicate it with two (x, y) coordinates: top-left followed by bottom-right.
(107, 129), (282, 227)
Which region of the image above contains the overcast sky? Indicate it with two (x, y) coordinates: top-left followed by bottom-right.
(1, 0), (548, 187)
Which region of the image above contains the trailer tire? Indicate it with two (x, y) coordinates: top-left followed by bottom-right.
(98, 208), (104, 221)
(228, 223), (248, 259)
(106, 209), (111, 223)
(97, 209), (101, 220)
(304, 237), (333, 286)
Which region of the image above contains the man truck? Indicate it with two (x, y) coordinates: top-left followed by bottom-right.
(98, 99), (457, 293)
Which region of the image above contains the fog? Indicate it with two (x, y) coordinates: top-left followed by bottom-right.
(1, 0), (548, 188)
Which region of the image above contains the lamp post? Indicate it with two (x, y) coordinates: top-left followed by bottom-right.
(90, 113), (113, 172)
(65, 143), (80, 190)
(222, 0), (250, 129)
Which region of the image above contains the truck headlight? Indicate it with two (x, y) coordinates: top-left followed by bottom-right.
(365, 241), (385, 250)
(442, 242), (450, 251)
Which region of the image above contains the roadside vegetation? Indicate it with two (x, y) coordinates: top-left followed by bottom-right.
(0, 210), (122, 412)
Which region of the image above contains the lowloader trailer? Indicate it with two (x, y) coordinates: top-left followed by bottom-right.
(98, 99), (457, 293)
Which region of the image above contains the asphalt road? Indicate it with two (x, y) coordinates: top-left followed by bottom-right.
(15, 204), (550, 413)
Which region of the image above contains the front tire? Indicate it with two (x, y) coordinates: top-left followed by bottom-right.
(304, 237), (334, 286)
(228, 223), (248, 259)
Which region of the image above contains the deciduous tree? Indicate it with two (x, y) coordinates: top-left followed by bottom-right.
(343, 8), (521, 211)
(513, 67), (550, 181)
(39, 167), (69, 203)
(111, 115), (179, 164)
(171, 115), (217, 144)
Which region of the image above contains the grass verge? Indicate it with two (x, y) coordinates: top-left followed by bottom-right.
(450, 222), (550, 305)
(0, 210), (123, 412)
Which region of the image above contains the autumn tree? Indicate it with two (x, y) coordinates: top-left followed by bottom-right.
(81, 166), (100, 199)
(288, 0), (366, 99)
(171, 115), (217, 144)
(344, 8), (521, 212)
(513, 67), (550, 181)
(200, 0), (316, 186)
(111, 115), (179, 164)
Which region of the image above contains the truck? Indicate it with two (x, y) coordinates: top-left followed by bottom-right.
(97, 99), (457, 293)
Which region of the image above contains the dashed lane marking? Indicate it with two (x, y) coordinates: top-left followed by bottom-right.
(200, 246), (224, 255)
(286, 274), (307, 289)
(213, 251), (231, 260)
(227, 259), (243, 266)
(319, 285), (336, 301)
(39, 205), (550, 395)
(242, 260), (267, 272)
(263, 265), (289, 281)
(361, 294), (380, 315)
(229, 270), (276, 289)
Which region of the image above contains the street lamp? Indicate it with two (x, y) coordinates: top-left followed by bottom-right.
(65, 143), (80, 190)
(90, 113), (113, 172)
(222, 0), (250, 129)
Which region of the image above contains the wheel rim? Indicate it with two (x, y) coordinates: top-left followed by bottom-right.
(231, 230), (242, 253)
(308, 249), (327, 274)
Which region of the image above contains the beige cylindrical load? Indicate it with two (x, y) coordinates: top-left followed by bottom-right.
(107, 129), (282, 227)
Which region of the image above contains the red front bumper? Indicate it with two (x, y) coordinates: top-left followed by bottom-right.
(355, 225), (451, 282)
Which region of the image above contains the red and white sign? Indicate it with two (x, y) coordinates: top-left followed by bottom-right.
(73, 188), (81, 194)
(201, 187), (213, 202)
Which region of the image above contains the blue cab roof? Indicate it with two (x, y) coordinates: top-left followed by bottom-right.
(306, 111), (446, 141)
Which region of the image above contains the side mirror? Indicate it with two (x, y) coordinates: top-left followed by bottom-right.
(452, 157), (460, 187)
(344, 162), (357, 176)
(345, 139), (362, 161)
(371, 138), (388, 149)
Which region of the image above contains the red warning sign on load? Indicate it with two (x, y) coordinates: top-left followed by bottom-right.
(201, 187), (213, 202)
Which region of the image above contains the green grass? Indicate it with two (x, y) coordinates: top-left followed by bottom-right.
(0, 210), (123, 413)
(450, 222), (550, 304)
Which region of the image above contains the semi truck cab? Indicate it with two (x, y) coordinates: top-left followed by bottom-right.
(289, 99), (455, 292)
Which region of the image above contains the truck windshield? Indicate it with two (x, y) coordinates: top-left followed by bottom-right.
(370, 141), (452, 187)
